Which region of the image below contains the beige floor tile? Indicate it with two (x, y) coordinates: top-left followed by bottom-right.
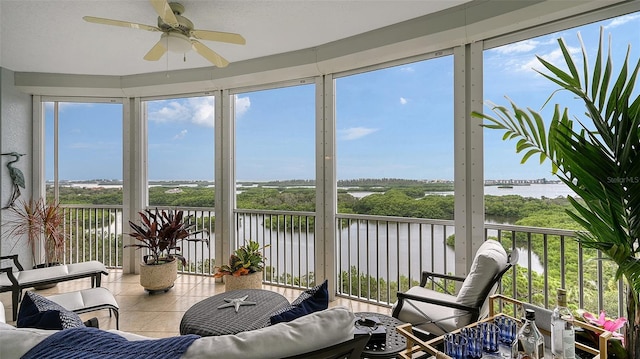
(145, 310), (184, 331)
(118, 310), (162, 331)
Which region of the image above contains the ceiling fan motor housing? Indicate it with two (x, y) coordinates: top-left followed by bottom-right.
(158, 14), (193, 35)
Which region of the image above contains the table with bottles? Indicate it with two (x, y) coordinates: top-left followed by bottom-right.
(395, 294), (612, 359)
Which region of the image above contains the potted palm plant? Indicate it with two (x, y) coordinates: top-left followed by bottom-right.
(214, 239), (268, 291)
(473, 29), (640, 358)
(127, 208), (209, 293)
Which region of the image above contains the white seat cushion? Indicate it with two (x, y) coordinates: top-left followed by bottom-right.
(0, 305), (355, 359)
(0, 261), (106, 288)
(183, 306), (355, 359)
(1, 300), (6, 323)
(46, 287), (118, 312)
(12, 266), (70, 285)
(66, 261), (107, 276)
(455, 239), (508, 325)
(393, 286), (460, 336)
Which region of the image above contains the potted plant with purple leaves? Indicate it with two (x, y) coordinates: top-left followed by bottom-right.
(126, 208), (209, 293)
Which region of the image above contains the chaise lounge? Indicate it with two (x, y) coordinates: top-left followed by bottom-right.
(0, 254), (108, 320)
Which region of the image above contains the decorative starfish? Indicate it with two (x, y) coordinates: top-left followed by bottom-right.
(217, 295), (257, 313)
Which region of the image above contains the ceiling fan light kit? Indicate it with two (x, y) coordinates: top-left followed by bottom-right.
(163, 33), (192, 53)
(83, 0), (245, 68)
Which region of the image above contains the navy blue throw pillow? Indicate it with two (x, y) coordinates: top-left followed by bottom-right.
(270, 280), (328, 324)
(17, 291), (85, 330)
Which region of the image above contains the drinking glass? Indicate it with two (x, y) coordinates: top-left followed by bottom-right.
(495, 316), (518, 344)
(461, 327), (483, 359)
(444, 333), (468, 359)
(479, 322), (500, 353)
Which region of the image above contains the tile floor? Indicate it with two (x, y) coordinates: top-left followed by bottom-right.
(1, 269), (390, 338)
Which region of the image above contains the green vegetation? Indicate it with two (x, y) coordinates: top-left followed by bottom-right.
(49, 181), (616, 316)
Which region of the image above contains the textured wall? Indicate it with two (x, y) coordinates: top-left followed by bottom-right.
(1, 67), (33, 262)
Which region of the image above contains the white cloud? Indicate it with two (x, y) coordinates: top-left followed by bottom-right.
(493, 40), (540, 54)
(235, 96), (251, 117)
(148, 96), (215, 127)
(189, 97), (215, 127)
(604, 14), (640, 29)
(339, 127), (378, 140)
(400, 66), (415, 73)
(150, 100), (191, 123)
(400, 97), (408, 105)
(492, 42), (581, 75)
(173, 129), (188, 140)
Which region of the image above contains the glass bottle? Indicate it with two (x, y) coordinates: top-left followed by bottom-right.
(512, 309), (544, 359)
(551, 288), (576, 359)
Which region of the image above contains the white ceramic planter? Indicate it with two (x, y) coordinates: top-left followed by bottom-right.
(139, 259), (178, 292)
(224, 271), (263, 291)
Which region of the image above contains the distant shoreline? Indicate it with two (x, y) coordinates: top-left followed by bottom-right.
(48, 178), (561, 187)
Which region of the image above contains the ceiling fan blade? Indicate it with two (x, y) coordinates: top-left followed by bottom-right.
(83, 16), (160, 32)
(191, 30), (246, 45)
(143, 40), (167, 61)
(149, 0), (179, 27)
(191, 40), (229, 68)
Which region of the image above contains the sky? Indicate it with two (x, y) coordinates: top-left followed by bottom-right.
(44, 12), (640, 182)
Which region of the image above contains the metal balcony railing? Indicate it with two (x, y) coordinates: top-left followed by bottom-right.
(235, 209), (315, 290)
(61, 205), (123, 267)
(60, 205), (625, 318)
(336, 213), (455, 306)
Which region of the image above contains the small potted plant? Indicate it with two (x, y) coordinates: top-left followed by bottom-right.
(214, 239), (268, 291)
(126, 208), (209, 293)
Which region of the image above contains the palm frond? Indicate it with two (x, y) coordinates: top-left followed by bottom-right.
(473, 28), (640, 307)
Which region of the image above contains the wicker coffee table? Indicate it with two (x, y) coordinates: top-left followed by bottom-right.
(180, 289), (290, 336)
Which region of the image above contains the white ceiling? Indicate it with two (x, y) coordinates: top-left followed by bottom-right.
(0, 0), (472, 77)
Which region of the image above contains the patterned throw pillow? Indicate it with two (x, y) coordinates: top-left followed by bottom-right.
(17, 291), (85, 330)
(270, 280), (329, 325)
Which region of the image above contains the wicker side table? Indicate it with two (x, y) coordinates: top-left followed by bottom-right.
(180, 289), (289, 336)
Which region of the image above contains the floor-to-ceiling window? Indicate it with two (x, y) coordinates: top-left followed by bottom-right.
(335, 57), (455, 211)
(44, 99), (123, 265)
(144, 95), (215, 207)
(45, 100), (123, 202)
(233, 82), (316, 286)
(482, 12), (640, 313)
(335, 56), (455, 299)
(142, 94), (216, 273)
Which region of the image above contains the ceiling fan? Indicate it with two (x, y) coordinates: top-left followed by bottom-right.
(83, 0), (245, 68)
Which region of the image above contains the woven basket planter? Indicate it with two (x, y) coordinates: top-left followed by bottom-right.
(224, 271), (263, 291)
(139, 259), (178, 292)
